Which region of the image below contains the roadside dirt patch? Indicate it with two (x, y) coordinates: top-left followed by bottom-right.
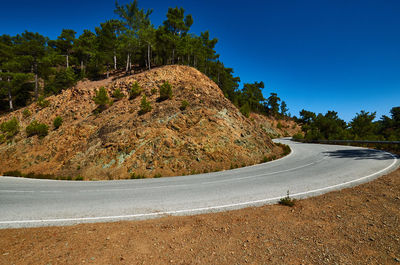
(1, 169), (399, 264)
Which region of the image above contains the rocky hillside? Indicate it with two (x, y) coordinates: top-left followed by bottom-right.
(0, 65), (285, 180)
(251, 113), (302, 138)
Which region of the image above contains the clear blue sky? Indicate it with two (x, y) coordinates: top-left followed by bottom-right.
(1, 0), (399, 121)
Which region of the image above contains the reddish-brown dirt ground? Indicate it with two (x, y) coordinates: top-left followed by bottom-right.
(1, 168), (399, 265)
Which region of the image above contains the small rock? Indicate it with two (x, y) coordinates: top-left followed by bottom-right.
(336, 215), (342, 219)
(3, 253), (9, 256)
(369, 237), (374, 241)
(394, 258), (400, 263)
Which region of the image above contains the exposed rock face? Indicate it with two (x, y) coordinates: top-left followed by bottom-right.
(0, 65), (279, 180)
(250, 113), (302, 138)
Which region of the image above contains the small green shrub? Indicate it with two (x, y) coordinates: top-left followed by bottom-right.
(112, 88), (125, 100)
(279, 190), (296, 207)
(24, 172), (55, 179)
(261, 156), (272, 163)
(139, 95), (152, 115)
(3, 170), (23, 177)
(153, 173), (162, 178)
(151, 88), (157, 95)
(240, 103), (250, 118)
(130, 173), (146, 179)
(0, 117), (19, 139)
(37, 95), (50, 108)
(277, 122), (283, 130)
(129, 82), (142, 99)
(292, 133), (304, 141)
(75, 175), (84, 181)
(53, 116), (63, 130)
(93, 86), (110, 112)
(180, 100), (189, 111)
(159, 81), (173, 101)
(22, 109), (31, 118)
(26, 120), (48, 138)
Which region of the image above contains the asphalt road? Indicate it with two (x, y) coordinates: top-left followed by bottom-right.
(0, 138), (398, 228)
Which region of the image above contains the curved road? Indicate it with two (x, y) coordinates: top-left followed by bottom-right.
(0, 139), (398, 228)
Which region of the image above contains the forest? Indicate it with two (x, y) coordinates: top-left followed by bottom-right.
(294, 107), (400, 142)
(0, 0), (286, 118)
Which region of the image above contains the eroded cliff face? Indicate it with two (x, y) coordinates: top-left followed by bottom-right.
(0, 65), (280, 180)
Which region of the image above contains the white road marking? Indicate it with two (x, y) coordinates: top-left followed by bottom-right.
(0, 150), (397, 226)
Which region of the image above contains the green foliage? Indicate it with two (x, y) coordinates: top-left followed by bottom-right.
(74, 175), (84, 181)
(292, 133), (304, 140)
(153, 173), (162, 178)
(44, 68), (77, 95)
(280, 101), (288, 117)
(276, 122), (283, 130)
(151, 88), (157, 95)
(22, 109), (31, 118)
(0, 117), (19, 139)
(159, 81), (173, 101)
(3, 170), (55, 179)
(130, 172), (146, 179)
(53, 116), (63, 129)
(350, 111), (377, 140)
(1, 2), (284, 122)
(93, 86), (110, 111)
(180, 100), (189, 111)
(26, 120), (48, 138)
(112, 88), (125, 100)
(279, 191), (296, 207)
(3, 170), (23, 177)
(240, 81), (265, 113)
(240, 102), (250, 118)
(139, 95), (152, 115)
(129, 82), (142, 99)
(266, 93), (281, 117)
(37, 95), (50, 108)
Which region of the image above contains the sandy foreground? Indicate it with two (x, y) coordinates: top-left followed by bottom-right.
(1, 168), (399, 265)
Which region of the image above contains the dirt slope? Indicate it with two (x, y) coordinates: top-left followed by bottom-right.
(251, 113), (302, 138)
(0, 65), (280, 180)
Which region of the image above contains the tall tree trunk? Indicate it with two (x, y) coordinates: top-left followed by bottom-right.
(80, 60), (84, 72)
(125, 53), (130, 73)
(34, 62), (39, 101)
(114, 50), (117, 70)
(66, 54), (69, 68)
(106, 65), (109, 79)
(147, 43), (151, 70)
(172, 49), (175, 65)
(7, 77), (13, 111)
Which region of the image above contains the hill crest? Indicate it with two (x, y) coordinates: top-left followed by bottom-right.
(0, 65), (284, 179)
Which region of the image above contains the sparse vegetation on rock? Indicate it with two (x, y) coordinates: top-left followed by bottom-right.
(0, 117), (19, 140)
(26, 120), (48, 138)
(22, 109), (31, 118)
(159, 81), (173, 101)
(129, 82), (142, 99)
(37, 96), (50, 108)
(53, 116), (63, 130)
(112, 88), (125, 101)
(180, 100), (189, 111)
(0, 65), (287, 180)
(93, 87), (110, 112)
(139, 95), (152, 115)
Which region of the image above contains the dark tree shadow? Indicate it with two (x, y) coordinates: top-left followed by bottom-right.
(323, 149), (396, 161)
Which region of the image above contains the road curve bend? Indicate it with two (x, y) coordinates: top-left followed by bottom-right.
(0, 138), (398, 228)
